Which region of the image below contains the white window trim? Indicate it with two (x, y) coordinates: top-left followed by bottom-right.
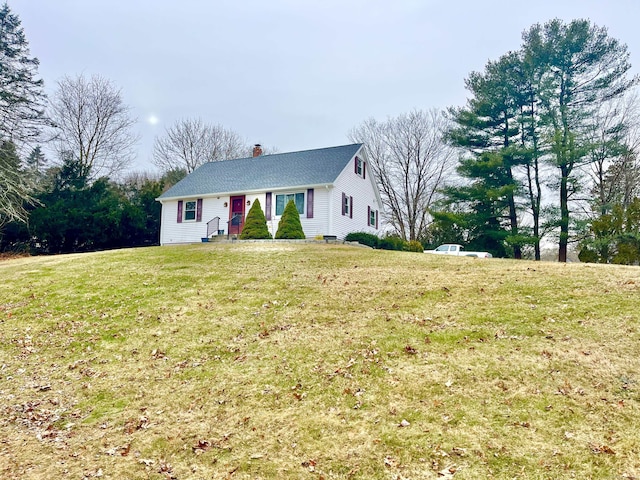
(275, 192), (305, 217)
(183, 200), (197, 222)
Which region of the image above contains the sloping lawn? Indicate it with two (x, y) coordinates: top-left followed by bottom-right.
(1, 242), (639, 479)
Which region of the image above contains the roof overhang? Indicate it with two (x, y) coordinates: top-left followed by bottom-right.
(155, 182), (335, 203)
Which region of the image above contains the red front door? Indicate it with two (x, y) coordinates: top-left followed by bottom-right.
(228, 196), (245, 235)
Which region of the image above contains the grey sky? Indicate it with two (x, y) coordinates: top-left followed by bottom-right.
(10, 0), (640, 172)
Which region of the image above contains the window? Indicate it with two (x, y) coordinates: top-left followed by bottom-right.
(342, 192), (353, 217)
(184, 201), (197, 221)
(275, 192), (304, 215)
(177, 198), (202, 223)
(368, 207), (378, 228)
(354, 156), (366, 178)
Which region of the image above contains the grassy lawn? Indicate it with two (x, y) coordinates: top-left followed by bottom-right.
(1, 242), (639, 479)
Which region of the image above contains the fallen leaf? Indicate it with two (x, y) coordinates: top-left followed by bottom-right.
(438, 464), (457, 478)
(591, 443), (615, 455)
(192, 440), (211, 454)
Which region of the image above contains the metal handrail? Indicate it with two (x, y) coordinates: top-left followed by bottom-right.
(206, 216), (220, 237)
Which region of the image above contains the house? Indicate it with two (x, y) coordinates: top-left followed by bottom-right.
(156, 143), (383, 245)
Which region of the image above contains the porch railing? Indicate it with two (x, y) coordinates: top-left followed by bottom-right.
(206, 216), (221, 237)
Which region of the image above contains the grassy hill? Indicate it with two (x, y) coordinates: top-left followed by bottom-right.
(1, 243), (639, 479)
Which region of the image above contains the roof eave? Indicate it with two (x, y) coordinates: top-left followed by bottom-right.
(156, 182), (336, 203)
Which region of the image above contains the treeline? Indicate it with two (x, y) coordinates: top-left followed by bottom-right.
(2, 3), (640, 263)
(0, 4), (254, 254)
(1, 149), (167, 253)
(351, 19), (640, 263)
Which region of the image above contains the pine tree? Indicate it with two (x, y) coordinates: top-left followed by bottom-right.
(522, 19), (637, 261)
(275, 200), (305, 239)
(240, 199), (272, 239)
(0, 3), (46, 144)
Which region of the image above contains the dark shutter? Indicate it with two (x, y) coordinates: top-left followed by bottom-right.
(196, 198), (203, 222)
(342, 192), (346, 216)
(363, 161), (366, 179)
(307, 189), (314, 218)
(265, 192), (272, 220)
(350, 196), (353, 219)
(177, 200), (183, 223)
(354, 157), (358, 174)
(375, 210), (379, 229)
(368, 206), (371, 226)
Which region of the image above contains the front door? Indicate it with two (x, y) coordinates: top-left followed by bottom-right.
(228, 195), (245, 235)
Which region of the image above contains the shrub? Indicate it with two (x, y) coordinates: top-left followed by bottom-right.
(275, 200), (305, 239)
(345, 232), (379, 248)
(378, 235), (407, 251)
(240, 199), (272, 239)
(406, 240), (424, 252)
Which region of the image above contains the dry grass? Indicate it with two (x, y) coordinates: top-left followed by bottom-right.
(1, 242), (639, 479)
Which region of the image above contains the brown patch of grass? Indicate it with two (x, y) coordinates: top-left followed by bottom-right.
(1, 244), (640, 478)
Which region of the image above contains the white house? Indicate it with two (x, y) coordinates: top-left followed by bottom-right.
(156, 143), (383, 245)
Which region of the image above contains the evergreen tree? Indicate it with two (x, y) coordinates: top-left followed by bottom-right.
(436, 153), (515, 258)
(0, 3), (46, 143)
(523, 19), (637, 261)
(275, 200), (305, 239)
(445, 19), (637, 261)
(240, 199), (272, 239)
(446, 52), (530, 258)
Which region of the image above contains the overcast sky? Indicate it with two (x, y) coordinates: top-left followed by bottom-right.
(10, 0), (640, 172)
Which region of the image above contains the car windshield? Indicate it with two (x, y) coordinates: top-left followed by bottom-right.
(435, 245), (449, 252)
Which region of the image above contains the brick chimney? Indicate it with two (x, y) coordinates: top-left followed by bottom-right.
(252, 144), (263, 157)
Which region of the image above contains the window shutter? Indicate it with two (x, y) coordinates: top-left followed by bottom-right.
(354, 157), (358, 174)
(307, 188), (314, 218)
(350, 196), (353, 219)
(177, 200), (183, 223)
(368, 206), (371, 225)
(342, 192), (346, 216)
(363, 161), (366, 179)
(196, 198), (203, 222)
(375, 210), (379, 229)
(265, 192), (272, 220)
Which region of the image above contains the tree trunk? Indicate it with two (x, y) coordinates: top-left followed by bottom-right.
(558, 167), (569, 262)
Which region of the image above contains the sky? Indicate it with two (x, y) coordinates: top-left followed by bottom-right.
(10, 0), (640, 173)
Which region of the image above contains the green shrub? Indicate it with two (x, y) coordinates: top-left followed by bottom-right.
(275, 200), (305, 239)
(345, 232), (379, 248)
(379, 235), (407, 251)
(240, 199), (272, 240)
(406, 240), (424, 252)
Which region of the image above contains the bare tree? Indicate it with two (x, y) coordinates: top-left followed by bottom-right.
(349, 109), (456, 241)
(49, 74), (138, 180)
(585, 93), (640, 215)
(0, 140), (35, 231)
(152, 118), (247, 173)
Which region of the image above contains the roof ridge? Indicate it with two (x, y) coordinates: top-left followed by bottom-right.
(226, 143), (363, 162)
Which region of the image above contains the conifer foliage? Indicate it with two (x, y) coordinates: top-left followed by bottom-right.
(239, 199), (272, 239)
(0, 3), (46, 143)
(275, 200), (305, 239)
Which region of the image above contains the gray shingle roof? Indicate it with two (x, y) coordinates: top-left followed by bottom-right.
(158, 143), (363, 199)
